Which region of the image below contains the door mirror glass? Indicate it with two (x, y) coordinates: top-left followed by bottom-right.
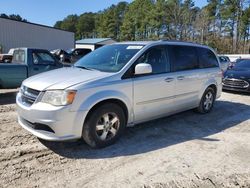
(134, 63), (152, 75)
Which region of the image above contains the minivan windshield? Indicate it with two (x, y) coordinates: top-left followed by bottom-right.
(74, 44), (144, 72)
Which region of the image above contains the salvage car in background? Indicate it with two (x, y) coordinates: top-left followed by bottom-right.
(51, 49), (71, 63)
(223, 59), (250, 93)
(51, 48), (92, 63)
(0, 48), (15, 63)
(0, 48), (63, 88)
(218, 55), (230, 71)
(67, 48), (92, 63)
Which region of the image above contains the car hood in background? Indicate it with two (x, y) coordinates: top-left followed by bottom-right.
(23, 67), (112, 91)
(224, 69), (250, 79)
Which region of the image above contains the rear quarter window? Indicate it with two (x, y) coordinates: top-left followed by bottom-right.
(197, 48), (219, 68)
(12, 50), (25, 63)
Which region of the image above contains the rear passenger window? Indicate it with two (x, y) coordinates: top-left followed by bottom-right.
(169, 45), (199, 72)
(197, 48), (219, 68)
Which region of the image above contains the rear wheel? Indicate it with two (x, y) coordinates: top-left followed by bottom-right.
(197, 87), (216, 114)
(82, 103), (126, 148)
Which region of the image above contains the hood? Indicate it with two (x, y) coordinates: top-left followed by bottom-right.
(224, 69), (250, 80)
(23, 67), (112, 91)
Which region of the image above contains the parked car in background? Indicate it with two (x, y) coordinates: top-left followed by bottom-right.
(51, 48), (92, 63)
(68, 48), (92, 63)
(0, 48), (15, 63)
(218, 55), (230, 71)
(17, 41), (222, 148)
(223, 59), (250, 93)
(0, 48), (64, 88)
(51, 49), (71, 63)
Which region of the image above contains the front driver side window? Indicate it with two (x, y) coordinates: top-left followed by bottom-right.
(32, 52), (55, 65)
(135, 46), (169, 74)
(32, 53), (39, 64)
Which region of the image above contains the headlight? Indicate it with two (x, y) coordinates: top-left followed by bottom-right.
(41, 90), (77, 106)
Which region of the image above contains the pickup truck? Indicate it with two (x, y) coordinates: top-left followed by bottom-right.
(0, 48), (64, 89)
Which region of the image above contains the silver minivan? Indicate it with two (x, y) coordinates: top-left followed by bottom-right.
(17, 41), (222, 148)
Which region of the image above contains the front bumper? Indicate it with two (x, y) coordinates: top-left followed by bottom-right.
(16, 92), (88, 141)
(222, 85), (250, 93)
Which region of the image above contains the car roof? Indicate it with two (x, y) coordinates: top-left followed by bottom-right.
(115, 40), (210, 49)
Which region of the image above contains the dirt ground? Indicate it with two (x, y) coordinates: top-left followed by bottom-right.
(0, 89), (250, 188)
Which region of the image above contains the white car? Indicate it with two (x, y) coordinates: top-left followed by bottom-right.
(16, 41), (222, 148)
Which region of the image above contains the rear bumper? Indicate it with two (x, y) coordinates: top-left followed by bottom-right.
(16, 92), (88, 141)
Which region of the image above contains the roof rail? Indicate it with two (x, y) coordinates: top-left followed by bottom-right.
(159, 39), (201, 45)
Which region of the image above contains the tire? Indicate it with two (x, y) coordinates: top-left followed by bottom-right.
(82, 103), (126, 148)
(196, 87), (216, 114)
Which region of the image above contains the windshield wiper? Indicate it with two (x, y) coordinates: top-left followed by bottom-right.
(74, 65), (95, 71)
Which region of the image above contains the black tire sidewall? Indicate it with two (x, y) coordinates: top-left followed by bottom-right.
(200, 88), (216, 113)
(82, 103), (126, 148)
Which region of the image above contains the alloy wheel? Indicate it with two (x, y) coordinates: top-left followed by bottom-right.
(204, 91), (214, 111)
(95, 112), (120, 141)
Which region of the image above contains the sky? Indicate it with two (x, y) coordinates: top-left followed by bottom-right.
(0, 0), (208, 27)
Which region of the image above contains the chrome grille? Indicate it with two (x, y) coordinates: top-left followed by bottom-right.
(20, 86), (40, 106)
(223, 78), (249, 89)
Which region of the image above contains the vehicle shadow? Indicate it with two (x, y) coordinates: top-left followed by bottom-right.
(0, 91), (17, 105)
(40, 100), (250, 159)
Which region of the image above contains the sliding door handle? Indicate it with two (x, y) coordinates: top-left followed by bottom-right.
(165, 78), (174, 82)
(177, 76), (185, 80)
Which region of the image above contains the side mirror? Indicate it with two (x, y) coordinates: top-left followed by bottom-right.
(134, 63), (152, 75)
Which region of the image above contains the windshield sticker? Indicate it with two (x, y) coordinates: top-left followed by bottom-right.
(127, 46), (143, 50)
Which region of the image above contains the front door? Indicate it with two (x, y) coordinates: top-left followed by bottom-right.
(132, 45), (176, 123)
(29, 50), (59, 76)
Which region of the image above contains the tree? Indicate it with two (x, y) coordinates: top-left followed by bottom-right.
(0, 13), (27, 22)
(121, 0), (154, 40)
(96, 6), (117, 38)
(95, 2), (128, 40)
(149, 0), (167, 39)
(52, 0), (250, 54)
(54, 21), (63, 29)
(59, 14), (79, 33)
(77, 12), (96, 39)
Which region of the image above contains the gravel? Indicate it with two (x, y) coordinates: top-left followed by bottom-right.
(0, 89), (249, 188)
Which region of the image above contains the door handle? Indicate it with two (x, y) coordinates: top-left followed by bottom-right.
(177, 76), (185, 80)
(165, 78), (174, 82)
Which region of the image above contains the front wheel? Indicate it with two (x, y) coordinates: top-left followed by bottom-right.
(82, 103), (126, 148)
(197, 87), (216, 114)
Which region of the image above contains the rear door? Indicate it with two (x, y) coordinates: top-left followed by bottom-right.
(168, 45), (204, 109)
(132, 45), (176, 123)
(197, 47), (222, 95)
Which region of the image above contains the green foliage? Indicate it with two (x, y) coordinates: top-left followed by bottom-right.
(0, 14), (27, 22)
(50, 0), (250, 53)
(59, 14), (79, 34)
(77, 13), (96, 39)
(121, 0), (154, 40)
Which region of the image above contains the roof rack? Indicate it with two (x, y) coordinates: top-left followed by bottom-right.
(159, 39), (201, 45)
